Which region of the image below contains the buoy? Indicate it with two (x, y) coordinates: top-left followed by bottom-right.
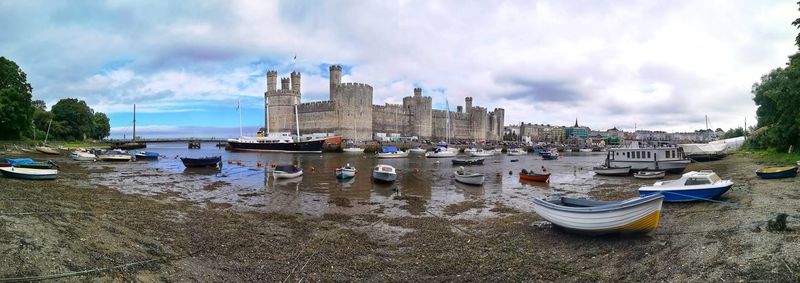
(310, 166), (316, 172)
(236, 160), (242, 166)
(257, 161), (262, 167)
(508, 170), (512, 175)
(227, 160), (232, 164)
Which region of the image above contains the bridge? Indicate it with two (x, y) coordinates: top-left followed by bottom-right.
(108, 138), (232, 143)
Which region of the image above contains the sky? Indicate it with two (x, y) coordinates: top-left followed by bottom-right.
(0, 0), (797, 138)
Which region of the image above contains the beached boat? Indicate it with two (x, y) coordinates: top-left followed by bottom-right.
(4, 158), (58, 169)
(531, 193), (664, 234)
(755, 166), (798, 179)
(342, 147), (365, 153)
(372, 164), (397, 183)
(454, 168), (484, 185)
(607, 147), (690, 174)
(452, 158), (484, 166)
(0, 167), (58, 180)
(69, 151), (96, 161)
(638, 170), (733, 202)
(470, 149), (495, 157)
(519, 169), (551, 182)
(679, 136), (744, 162)
(593, 165), (631, 176)
(507, 148), (527, 156)
(634, 170), (665, 180)
(335, 164), (357, 179)
(273, 164), (303, 179)
(180, 156), (221, 168)
(135, 151), (160, 161)
(98, 150), (133, 162)
(35, 146), (60, 155)
(376, 146), (409, 158)
(425, 145), (458, 158)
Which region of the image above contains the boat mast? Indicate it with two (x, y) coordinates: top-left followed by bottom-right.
(294, 101), (300, 142)
(44, 118), (52, 145)
(238, 98), (243, 138)
(133, 104), (136, 141)
(265, 98), (270, 134)
(445, 99), (450, 144)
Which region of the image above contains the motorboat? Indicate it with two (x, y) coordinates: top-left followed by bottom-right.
(35, 146), (60, 155)
(541, 149), (559, 160)
(98, 150), (133, 162)
(454, 168), (484, 185)
(180, 156), (222, 168)
(634, 170), (665, 180)
(464, 147), (478, 154)
(375, 146), (409, 158)
(342, 142), (364, 153)
(335, 164), (358, 179)
(593, 165), (631, 176)
(507, 148), (527, 156)
(69, 151), (96, 162)
(425, 146), (458, 158)
(607, 147), (690, 174)
(135, 151), (160, 161)
(372, 164), (397, 183)
(519, 169), (550, 182)
(638, 170), (734, 202)
(451, 158), (485, 166)
(408, 146), (427, 154)
(273, 164), (303, 179)
(531, 193), (664, 234)
(756, 166), (798, 179)
(0, 167), (58, 180)
(470, 149), (495, 157)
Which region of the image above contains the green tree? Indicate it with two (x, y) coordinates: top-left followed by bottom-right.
(91, 112), (110, 140)
(751, 54), (800, 151)
(0, 57), (33, 139)
(51, 98), (94, 140)
(721, 127), (746, 139)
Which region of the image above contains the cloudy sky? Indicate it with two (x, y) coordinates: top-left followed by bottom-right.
(1, 0), (797, 138)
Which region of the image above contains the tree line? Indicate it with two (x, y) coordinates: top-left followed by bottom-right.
(0, 56), (110, 141)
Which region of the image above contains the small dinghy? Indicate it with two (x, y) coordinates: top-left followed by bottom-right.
(531, 193), (664, 234)
(335, 164), (357, 179)
(451, 158), (484, 166)
(639, 170), (733, 202)
(593, 165), (631, 176)
(0, 167), (58, 180)
(180, 156), (221, 168)
(372, 164), (397, 183)
(454, 167), (484, 185)
(342, 142), (364, 153)
(35, 146), (60, 155)
(69, 151), (96, 161)
(519, 169), (551, 183)
(375, 146), (409, 159)
(273, 164), (303, 179)
(135, 151), (160, 161)
(755, 166), (798, 179)
(634, 170), (665, 180)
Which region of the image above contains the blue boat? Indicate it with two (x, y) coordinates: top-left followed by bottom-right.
(0, 167), (58, 180)
(639, 170), (733, 202)
(3, 158), (58, 169)
(755, 166), (797, 179)
(135, 151), (160, 161)
(180, 156), (222, 168)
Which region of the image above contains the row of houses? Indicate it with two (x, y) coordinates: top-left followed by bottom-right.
(504, 120), (724, 145)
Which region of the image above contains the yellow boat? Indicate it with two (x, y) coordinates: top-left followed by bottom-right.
(756, 166), (798, 179)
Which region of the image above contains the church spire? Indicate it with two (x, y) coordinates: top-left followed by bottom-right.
(574, 118), (578, 127)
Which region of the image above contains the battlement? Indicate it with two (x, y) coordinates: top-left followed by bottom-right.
(298, 100), (335, 113)
(267, 70), (277, 76)
(337, 82), (373, 89)
(329, 65), (342, 71)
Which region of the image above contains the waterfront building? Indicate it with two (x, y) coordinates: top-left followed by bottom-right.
(565, 119), (590, 140)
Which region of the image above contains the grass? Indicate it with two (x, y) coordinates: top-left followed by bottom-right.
(738, 148), (800, 165)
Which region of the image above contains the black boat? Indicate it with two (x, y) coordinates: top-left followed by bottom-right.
(188, 141), (201, 149)
(452, 158), (485, 166)
(180, 156), (221, 168)
(227, 138), (325, 153)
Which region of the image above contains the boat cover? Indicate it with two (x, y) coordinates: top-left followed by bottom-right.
(381, 146), (398, 153)
(4, 158), (35, 166)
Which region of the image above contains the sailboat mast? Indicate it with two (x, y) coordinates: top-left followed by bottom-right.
(133, 104), (136, 141)
(265, 98), (270, 133)
(44, 118), (52, 144)
(238, 99), (243, 138)
(294, 103), (300, 141)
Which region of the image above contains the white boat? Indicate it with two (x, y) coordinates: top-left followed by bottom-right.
(376, 146), (409, 158)
(679, 136), (745, 162)
(531, 193), (664, 234)
(607, 147), (690, 174)
(335, 164), (357, 179)
(593, 165), (631, 176)
(68, 151), (96, 161)
(454, 168), (484, 185)
(0, 167), (59, 180)
(343, 147), (365, 153)
(97, 150), (132, 162)
(35, 146), (60, 155)
(273, 164), (303, 179)
(464, 147), (478, 154)
(579, 148), (592, 152)
(639, 170), (734, 202)
(507, 148), (527, 156)
(372, 164), (397, 183)
(470, 149), (495, 157)
(425, 146), (457, 158)
(408, 147), (427, 154)
(634, 170), (665, 179)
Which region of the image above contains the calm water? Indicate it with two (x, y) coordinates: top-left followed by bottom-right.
(90, 142), (675, 216)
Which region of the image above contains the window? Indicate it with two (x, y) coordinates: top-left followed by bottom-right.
(636, 151), (640, 159)
(647, 152), (651, 159)
(672, 151), (676, 159)
(665, 151), (670, 159)
(685, 178), (711, 185)
(627, 152), (630, 158)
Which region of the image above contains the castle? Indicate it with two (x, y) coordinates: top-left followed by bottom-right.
(264, 65), (505, 142)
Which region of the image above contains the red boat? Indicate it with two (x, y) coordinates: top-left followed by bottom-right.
(519, 171), (551, 182)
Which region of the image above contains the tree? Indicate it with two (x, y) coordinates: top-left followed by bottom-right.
(0, 57), (33, 139)
(51, 98), (94, 140)
(721, 127), (745, 139)
(92, 112), (110, 140)
(751, 54), (800, 151)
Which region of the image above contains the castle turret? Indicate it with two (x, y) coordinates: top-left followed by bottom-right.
(329, 65), (342, 100)
(281, 77), (290, 90)
(291, 71), (301, 96)
(267, 70), (277, 92)
(457, 106), (463, 113)
(414, 87), (422, 97)
(465, 97), (473, 113)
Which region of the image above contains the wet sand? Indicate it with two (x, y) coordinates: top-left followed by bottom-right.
(1, 153), (799, 281)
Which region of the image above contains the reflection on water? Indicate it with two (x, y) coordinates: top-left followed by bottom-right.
(90, 143), (678, 216)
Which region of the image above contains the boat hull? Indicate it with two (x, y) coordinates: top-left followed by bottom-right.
(593, 166), (631, 176)
(520, 173), (550, 182)
(452, 158), (484, 166)
(634, 171), (665, 179)
(756, 166), (798, 179)
(531, 194), (664, 234)
(376, 151), (409, 158)
(228, 139), (325, 153)
(335, 168), (357, 179)
(0, 167), (58, 180)
(609, 160), (690, 174)
(639, 184), (732, 202)
(181, 156), (221, 168)
(425, 151), (457, 158)
(372, 171), (396, 183)
(454, 172), (484, 185)
(98, 155), (132, 162)
(470, 151), (494, 157)
(342, 148), (364, 153)
(274, 170), (303, 179)
(35, 146), (60, 155)
(408, 148), (427, 154)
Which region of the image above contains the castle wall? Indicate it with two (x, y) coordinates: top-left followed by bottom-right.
(297, 101), (337, 135)
(431, 110), (471, 141)
(469, 106), (488, 141)
(402, 93), (432, 139)
(372, 104), (411, 136)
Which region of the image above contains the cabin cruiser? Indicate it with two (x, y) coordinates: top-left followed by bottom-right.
(227, 132), (326, 153)
(606, 147), (690, 174)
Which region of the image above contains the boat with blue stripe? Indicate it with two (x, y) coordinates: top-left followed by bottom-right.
(638, 170), (733, 202)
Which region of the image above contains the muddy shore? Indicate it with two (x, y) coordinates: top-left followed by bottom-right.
(1, 154), (799, 281)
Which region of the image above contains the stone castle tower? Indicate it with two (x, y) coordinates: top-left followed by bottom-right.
(265, 70), (302, 133)
(329, 65), (373, 141)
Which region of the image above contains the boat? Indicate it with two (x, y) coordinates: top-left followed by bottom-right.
(180, 156), (221, 168)
(531, 193), (664, 234)
(273, 164), (303, 179)
(507, 147), (527, 156)
(3, 158), (58, 169)
(408, 145), (427, 153)
(451, 158), (485, 166)
(335, 164), (357, 179)
(679, 137), (744, 162)
(135, 151), (160, 161)
(98, 150), (133, 162)
(634, 170), (665, 179)
(578, 148), (592, 152)
(454, 168), (484, 185)
(593, 165), (631, 176)
(375, 146), (409, 158)
(35, 146), (60, 155)
(425, 144), (458, 158)
(541, 148), (559, 160)
(519, 169), (551, 182)
(0, 167), (58, 180)
(342, 142), (365, 153)
(638, 170), (734, 202)
(755, 166), (798, 179)
(607, 146), (690, 174)
(464, 147), (478, 154)
(228, 133), (325, 153)
(68, 151), (96, 161)
(372, 164), (397, 183)
(470, 149), (495, 157)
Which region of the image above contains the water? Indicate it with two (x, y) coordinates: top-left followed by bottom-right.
(90, 142), (662, 216)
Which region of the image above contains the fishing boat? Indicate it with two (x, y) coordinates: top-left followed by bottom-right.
(451, 158), (484, 166)
(69, 151), (96, 161)
(507, 147), (527, 156)
(135, 151), (160, 161)
(470, 149), (495, 157)
(98, 150), (133, 162)
(454, 167), (484, 185)
(35, 146), (60, 155)
(638, 170), (734, 202)
(372, 164), (397, 183)
(180, 156), (221, 168)
(0, 167), (58, 180)
(519, 169), (551, 182)
(335, 164), (357, 179)
(273, 164), (303, 179)
(607, 146), (690, 174)
(375, 146), (409, 158)
(634, 170), (665, 179)
(755, 166), (798, 179)
(425, 144), (458, 158)
(593, 165), (631, 176)
(531, 193), (664, 234)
